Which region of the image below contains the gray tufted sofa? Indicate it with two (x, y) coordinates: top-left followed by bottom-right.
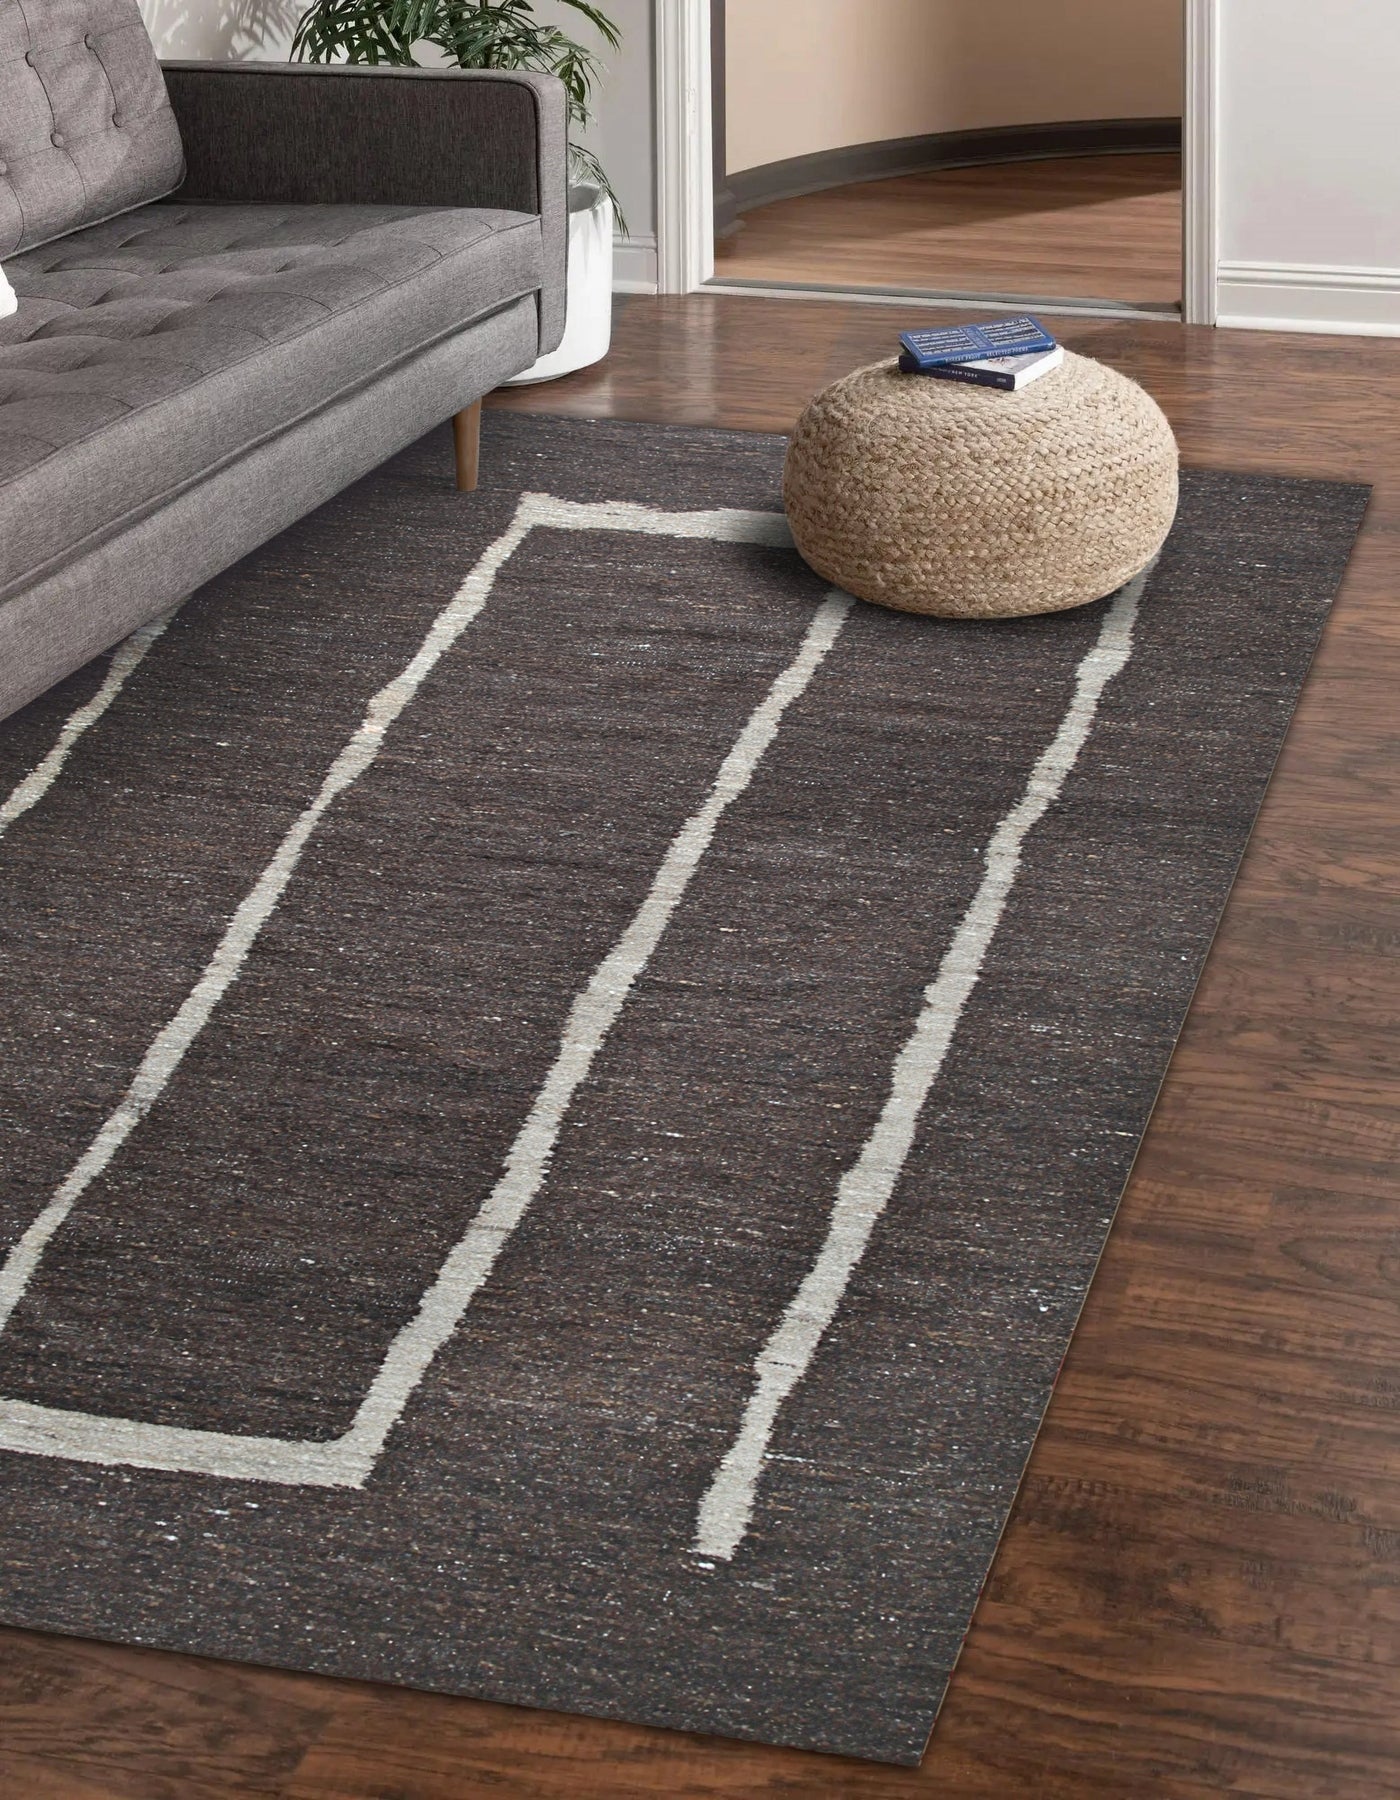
(0, 0), (567, 722)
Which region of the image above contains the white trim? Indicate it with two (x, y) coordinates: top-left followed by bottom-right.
(693, 567), (1147, 1564)
(653, 0), (713, 294)
(703, 279), (1178, 324)
(1182, 0), (1220, 326)
(613, 230), (659, 294)
(0, 495), (840, 1491)
(1216, 261), (1400, 336)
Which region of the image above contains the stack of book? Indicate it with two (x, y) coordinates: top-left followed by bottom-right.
(897, 316), (1063, 392)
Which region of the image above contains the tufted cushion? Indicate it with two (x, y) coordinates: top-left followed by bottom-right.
(0, 0), (184, 257)
(0, 200), (543, 595)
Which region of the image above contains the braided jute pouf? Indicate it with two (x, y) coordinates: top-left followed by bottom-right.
(783, 351), (1179, 618)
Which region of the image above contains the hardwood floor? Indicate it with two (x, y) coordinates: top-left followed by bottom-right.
(3, 296), (1399, 1797)
(713, 154), (1183, 309)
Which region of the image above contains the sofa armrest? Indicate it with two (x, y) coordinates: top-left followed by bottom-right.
(160, 62), (568, 355)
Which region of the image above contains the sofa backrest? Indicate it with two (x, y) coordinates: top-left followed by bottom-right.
(0, 0), (184, 258)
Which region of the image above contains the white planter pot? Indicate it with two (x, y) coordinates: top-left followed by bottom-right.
(505, 185), (614, 385)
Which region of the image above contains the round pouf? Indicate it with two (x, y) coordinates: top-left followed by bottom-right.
(783, 350), (1178, 619)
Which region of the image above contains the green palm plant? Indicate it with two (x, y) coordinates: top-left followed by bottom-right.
(291, 0), (626, 230)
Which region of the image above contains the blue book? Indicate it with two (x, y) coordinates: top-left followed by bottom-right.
(898, 317), (1057, 370)
(897, 345), (1064, 391)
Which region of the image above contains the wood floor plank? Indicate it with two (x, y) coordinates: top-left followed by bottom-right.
(2, 294), (1398, 1796)
(0, 1631), (332, 1799)
(713, 155), (1183, 309)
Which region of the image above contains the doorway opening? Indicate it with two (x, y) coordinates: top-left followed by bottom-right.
(706, 1), (1188, 319)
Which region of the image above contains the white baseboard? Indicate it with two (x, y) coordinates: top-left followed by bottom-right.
(703, 278), (1176, 322)
(1217, 260), (1400, 336)
(613, 232), (658, 295)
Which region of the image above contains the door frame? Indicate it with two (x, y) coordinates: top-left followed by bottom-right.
(655, 0), (1219, 324)
(1182, 0), (1220, 324)
(653, 0), (714, 295)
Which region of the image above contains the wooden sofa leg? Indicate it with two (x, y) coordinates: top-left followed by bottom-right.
(453, 399), (482, 492)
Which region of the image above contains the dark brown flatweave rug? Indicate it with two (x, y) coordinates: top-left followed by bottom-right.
(0, 412), (1369, 1764)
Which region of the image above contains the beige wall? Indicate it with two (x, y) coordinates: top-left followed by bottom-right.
(726, 0), (1184, 174)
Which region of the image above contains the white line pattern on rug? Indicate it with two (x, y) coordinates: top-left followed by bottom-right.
(691, 570), (1148, 1562)
(0, 497), (536, 1350)
(0, 495), (836, 1487)
(0, 613), (174, 843)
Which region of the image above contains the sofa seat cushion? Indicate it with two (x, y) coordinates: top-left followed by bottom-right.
(0, 199), (542, 595)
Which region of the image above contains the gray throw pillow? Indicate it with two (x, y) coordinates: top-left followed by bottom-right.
(0, 0), (185, 257)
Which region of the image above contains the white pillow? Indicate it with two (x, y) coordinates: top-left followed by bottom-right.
(0, 264), (14, 319)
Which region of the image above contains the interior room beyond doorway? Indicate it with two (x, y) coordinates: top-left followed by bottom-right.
(711, 0), (1185, 315)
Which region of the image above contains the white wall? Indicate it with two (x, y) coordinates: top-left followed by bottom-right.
(726, 0), (1183, 174)
(537, 0), (656, 249)
(140, 0), (299, 59)
(138, 0), (657, 275)
(1216, 0), (1400, 333)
